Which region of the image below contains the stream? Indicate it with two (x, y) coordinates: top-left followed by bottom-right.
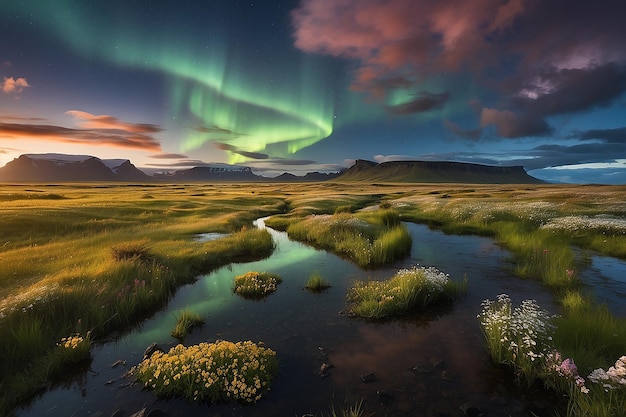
(16, 219), (625, 417)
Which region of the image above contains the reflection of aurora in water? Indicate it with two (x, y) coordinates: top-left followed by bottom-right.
(19, 221), (570, 417)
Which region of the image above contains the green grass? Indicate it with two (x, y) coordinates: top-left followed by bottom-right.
(305, 272), (331, 292)
(171, 309), (204, 340)
(0, 183), (281, 414)
(2, 182), (626, 417)
(347, 265), (466, 319)
(284, 210), (412, 268)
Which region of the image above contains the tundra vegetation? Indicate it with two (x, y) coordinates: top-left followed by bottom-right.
(0, 182), (625, 415)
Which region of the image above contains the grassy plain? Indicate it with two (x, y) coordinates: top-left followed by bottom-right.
(0, 182), (625, 415)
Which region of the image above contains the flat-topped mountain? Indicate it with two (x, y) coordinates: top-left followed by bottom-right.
(0, 154), (151, 182)
(0, 154), (542, 184)
(335, 159), (543, 183)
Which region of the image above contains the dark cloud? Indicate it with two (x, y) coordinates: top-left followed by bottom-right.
(480, 108), (552, 138)
(148, 153), (189, 159)
(579, 127), (626, 143)
(214, 143), (269, 160)
(194, 125), (239, 135)
(443, 120), (482, 140)
(387, 92), (449, 115)
(146, 160), (215, 167)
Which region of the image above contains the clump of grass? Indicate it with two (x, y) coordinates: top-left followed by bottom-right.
(328, 399), (366, 417)
(111, 240), (152, 262)
(305, 272), (331, 292)
(50, 332), (92, 370)
(233, 271), (282, 299)
(334, 204), (353, 214)
(347, 265), (465, 319)
(171, 309), (204, 340)
(133, 340), (279, 404)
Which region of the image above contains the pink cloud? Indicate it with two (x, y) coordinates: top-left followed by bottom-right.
(65, 110), (162, 134)
(0, 111), (163, 151)
(2, 77), (30, 94)
(292, 0), (626, 139)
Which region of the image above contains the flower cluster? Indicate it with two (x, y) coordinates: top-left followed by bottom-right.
(233, 272), (282, 299)
(546, 351), (589, 394)
(541, 215), (626, 235)
(478, 294), (556, 376)
(588, 356), (626, 390)
(134, 340), (279, 404)
(58, 334), (85, 350)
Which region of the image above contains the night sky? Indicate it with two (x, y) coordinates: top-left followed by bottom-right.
(1, 0), (626, 183)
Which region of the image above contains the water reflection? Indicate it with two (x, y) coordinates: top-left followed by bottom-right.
(580, 255), (626, 317)
(19, 221), (564, 417)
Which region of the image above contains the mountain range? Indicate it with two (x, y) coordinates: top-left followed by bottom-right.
(0, 154), (543, 183)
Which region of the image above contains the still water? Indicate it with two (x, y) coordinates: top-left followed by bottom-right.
(18, 219), (622, 417)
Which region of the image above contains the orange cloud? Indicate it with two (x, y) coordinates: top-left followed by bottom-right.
(0, 111), (162, 151)
(66, 110), (162, 133)
(2, 77), (30, 94)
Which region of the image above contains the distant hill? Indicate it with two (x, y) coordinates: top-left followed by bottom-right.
(153, 165), (261, 181)
(335, 159), (543, 183)
(0, 154), (151, 182)
(269, 171), (341, 182)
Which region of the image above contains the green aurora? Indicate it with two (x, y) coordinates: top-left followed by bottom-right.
(17, 1), (372, 163)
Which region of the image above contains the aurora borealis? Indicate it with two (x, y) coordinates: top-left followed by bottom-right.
(2, 0), (626, 183)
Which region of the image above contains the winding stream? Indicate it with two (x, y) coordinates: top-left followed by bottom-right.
(16, 219), (624, 417)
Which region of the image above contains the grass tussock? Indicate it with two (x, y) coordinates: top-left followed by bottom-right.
(171, 309), (204, 340)
(347, 266), (466, 319)
(233, 271), (282, 299)
(305, 272), (331, 292)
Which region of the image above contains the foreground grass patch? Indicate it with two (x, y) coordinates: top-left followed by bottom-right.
(478, 294), (626, 416)
(134, 340), (278, 404)
(233, 271), (282, 299)
(347, 266), (466, 319)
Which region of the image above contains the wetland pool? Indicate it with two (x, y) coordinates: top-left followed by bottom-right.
(17, 219), (624, 417)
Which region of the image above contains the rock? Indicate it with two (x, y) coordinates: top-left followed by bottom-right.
(319, 362), (334, 374)
(111, 359), (126, 368)
(460, 403), (485, 417)
(143, 343), (163, 361)
(431, 358), (445, 368)
(129, 408), (146, 417)
(360, 372), (377, 383)
(377, 390), (394, 405)
(410, 364), (432, 374)
(440, 370), (455, 382)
